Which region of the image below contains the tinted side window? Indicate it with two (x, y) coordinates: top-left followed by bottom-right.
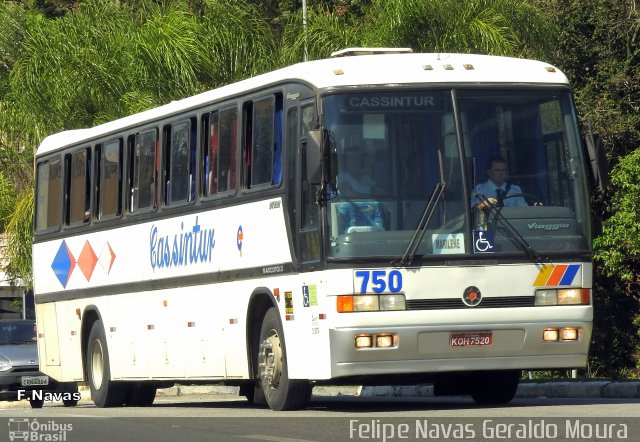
(66, 148), (91, 226)
(165, 120), (195, 206)
(243, 93), (283, 189)
(130, 129), (157, 212)
(252, 97), (275, 186)
(35, 159), (62, 231)
(206, 107), (238, 196)
(97, 139), (122, 219)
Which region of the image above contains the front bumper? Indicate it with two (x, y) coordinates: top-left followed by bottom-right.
(329, 320), (591, 379)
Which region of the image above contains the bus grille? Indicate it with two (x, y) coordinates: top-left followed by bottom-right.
(406, 296), (535, 310)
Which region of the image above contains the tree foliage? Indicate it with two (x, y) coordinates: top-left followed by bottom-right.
(540, 0), (640, 376)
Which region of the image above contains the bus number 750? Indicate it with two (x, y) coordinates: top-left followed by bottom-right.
(355, 270), (403, 294)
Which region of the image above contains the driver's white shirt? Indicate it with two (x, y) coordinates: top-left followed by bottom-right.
(471, 180), (527, 207)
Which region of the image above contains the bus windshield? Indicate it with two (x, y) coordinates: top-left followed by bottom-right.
(323, 89), (591, 260)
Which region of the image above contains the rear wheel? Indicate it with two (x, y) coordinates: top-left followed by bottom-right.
(62, 398), (78, 407)
(86, 319), (126, 407)
(257, 307), (310, 410)
(125, 383), (156, 406)
(470, 370), (521, 405)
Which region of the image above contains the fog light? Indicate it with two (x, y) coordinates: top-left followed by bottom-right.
(376, 334), (394, 348)
(355, 335), (372, 348)
(561, 328), (578, 341)
(543, 328), (559, 342)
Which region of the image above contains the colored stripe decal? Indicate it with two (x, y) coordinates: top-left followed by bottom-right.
(559, 264), (580, 286)
(533, 265), (554, 286)
(546, 265), (568, 286)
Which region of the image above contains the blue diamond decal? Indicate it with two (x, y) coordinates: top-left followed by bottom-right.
(51, 240), (75, 288)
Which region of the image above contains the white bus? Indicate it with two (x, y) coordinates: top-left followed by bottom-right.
(33, 49), (593, 410)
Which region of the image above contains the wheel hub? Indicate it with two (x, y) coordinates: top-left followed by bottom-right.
(90, 339), (104, 390)
(258, 330), (283, 390)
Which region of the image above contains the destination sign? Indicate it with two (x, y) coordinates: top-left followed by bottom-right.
(342, 93), (445, 111)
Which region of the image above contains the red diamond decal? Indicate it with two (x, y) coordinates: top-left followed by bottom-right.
(77, 241), (98, 281)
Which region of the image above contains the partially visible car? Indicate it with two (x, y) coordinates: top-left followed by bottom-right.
(0, 319), (78, 408)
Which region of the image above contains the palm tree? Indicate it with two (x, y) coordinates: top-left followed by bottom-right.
(0, 0), (280, 287)
(283, 0), (555, 62)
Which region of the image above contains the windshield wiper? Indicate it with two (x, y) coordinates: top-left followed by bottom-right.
(481, 202), (549, 264)
(395, 151), (447, 267)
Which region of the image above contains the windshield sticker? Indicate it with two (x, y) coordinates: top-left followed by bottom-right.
(472, 230), (495, 253)
(432, 233), (465, 254)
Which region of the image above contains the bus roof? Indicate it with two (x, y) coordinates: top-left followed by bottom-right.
(36, 52), (569, 157)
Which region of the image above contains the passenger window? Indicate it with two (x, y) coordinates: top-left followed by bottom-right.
(65, 148), (91, 226)
(35, 159), (62, 231)
(206, 107), (237, 196)
(252, 97), (274, 186)
(130, 129), (157, 212)
(165, 120), (195, 206)
(243, 93), (283, 189)
(97, 139), (122, 219)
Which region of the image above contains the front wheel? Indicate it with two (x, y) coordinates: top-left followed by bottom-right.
(470, 370), (521, 405)
(86, 319), (126, 407)
(256, 307), (310, 410)
(29, 398), (44, 409)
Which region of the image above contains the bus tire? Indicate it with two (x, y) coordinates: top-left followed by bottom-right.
(470, 370), (520, 405)
(62, 398), (79, 407)
(239, 382), (267, 406)
(86, 319), (126, 407)
(29, 398), (44, 409)
(257, 307), (311, 411)
(125, 383), (156, 407)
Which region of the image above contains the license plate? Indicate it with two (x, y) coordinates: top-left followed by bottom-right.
(21, 376), (49, 386)
(450, 332), (493, 347)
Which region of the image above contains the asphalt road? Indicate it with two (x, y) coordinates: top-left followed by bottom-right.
(1, 393), (639, 442)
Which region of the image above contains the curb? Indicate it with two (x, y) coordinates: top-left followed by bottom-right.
(358, 382), (640, 399)
(155, 382), (640, 399)
(71, 381), (640, 401)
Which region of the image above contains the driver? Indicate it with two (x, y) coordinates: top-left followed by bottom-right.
(471, 156), (527, 209)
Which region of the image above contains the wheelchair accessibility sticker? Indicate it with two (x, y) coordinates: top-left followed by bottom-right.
(473, 230), (495, 253)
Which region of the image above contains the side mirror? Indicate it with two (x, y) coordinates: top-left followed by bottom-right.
(306, 129), (322, 185)
(583, 132), (609, 194)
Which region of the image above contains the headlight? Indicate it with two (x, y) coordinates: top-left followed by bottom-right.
(337, 294), (406, 312)
(558, 289), (582, 305)
(353, 295), (379, 312)
(535, 289), (557, 306)
(0, 361), (12, 372)
(535, 288), (590, 306)
(380, 294), (406, 311)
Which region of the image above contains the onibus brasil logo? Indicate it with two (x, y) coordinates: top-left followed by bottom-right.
(8, 418), (72, 442)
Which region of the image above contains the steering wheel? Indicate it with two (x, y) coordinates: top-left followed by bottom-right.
(501, 192), (544, 206)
